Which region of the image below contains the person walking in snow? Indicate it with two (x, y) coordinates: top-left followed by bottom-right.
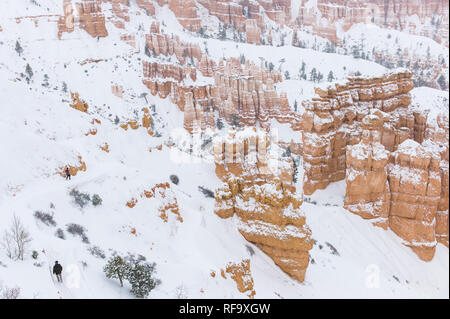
(65, 167), (71, 180)
(53, 261), (63, 282)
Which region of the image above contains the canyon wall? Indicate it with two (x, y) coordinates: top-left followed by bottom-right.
(295, 0), (449, 47)
(213, 128), (313, 282)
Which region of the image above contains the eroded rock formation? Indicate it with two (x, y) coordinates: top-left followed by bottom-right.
(58, 0), (108, 39)
(387, 139), (442, 261)
(344, 111), (391, 228)
(214, 128), (313, 282)
(295, 0), (449, 47)
(301, 71), (415, 195)
(303, 70), (449, 261)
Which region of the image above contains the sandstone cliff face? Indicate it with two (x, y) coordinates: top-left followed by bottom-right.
(198, 0), (291, 31)
(145, 22), (202, 63)
(168, 0), (201, 32)
(344, 111), (391, 228)
(295, 0), (449, 47)
(387, 139), (442, 261)
(301, 71), (415, 195)
(58, 0), (108, 39)
(424, 113), (449, 248)
(213, 128), (313, 282)
(303, 70), (448, 261)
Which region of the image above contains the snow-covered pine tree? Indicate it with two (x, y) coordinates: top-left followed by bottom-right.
(103, 255), (129, 287)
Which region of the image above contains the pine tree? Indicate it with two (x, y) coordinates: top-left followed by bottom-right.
(317, 72), (323, 83)
(294, 100), (298, 112)
(284, 70), (290, 80)
(42, 74), (49, 88)
(15, 41), (23, 56)
(25, 64), (33, 84)
(128, 262), (158, 298)
(309, 68), (317, 82)
(327, 71), (334, 82)
(104, 256), (129, 287)
(437, 74), (447, 90)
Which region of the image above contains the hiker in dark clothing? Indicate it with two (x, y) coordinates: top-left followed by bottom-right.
(65, 167), (71, 180)
(53, 261), (63, 282)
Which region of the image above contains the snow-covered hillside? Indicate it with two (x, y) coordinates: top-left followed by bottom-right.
(0, 0), (448, 299)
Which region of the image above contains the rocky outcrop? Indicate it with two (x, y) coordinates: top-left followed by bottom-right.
(214, 128), (313, 282)
(222, 259), (255, 298)
(295, 0), (449, 46)
(387, 139), (442, 261)
(344, 111), (391, 228)
(301, 70), (415, 195)
(424, 113), (449, 247)
(136, 0), (156, 16)
(168, 0), (201, 32)
(245, 19), (260, 45)
(126, 182), (182, 222)
(145, 23), (202, 63)
(303, 70), (448, 260)
(182, 58), (288, 132)
(58, 0), (108, 39)
(198, 0), (291, 31)
(57, 156), (87, 178)
(69, 92), (89, 112)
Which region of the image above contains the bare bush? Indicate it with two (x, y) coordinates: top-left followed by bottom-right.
(88, 245), (106, 259)
(34, 211), (56, 227)
(2, 215), (32, 261)
(55, 228), (65, 240)
(0, 282), (21, 299)
(174, 284), (188, 299)
(70, 189), (91, 208)
(66, 223), (89, 243)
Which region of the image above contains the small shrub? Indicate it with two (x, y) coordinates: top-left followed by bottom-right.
(88, 245), (106, 259)
(325, 242), (340, 256)
(55, 228), (65, 240)
(0, 283), (20, 299)
(91, 194), (103, 206)
(198, 186), (214, 199)
(174, 284), (188, 299)
(245, 244), (255, 256)
(31, 250), (39, 260)
(66, 223), (89, 244)
(70, 189), (91, 208)
(34, 211), (56, 227)
(169, 175), (179, 185)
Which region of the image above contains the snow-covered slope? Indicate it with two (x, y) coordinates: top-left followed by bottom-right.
(0, 0), (448, 299)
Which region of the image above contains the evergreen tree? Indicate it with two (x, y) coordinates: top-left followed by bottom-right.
(309, 68), (317, 82)
(42, 74), (49, 88)
(294, 100), (298, 112)
(104, 256), (129, 287)
(317, 72), (323, 83)
(284, 70), (290, 80)
(25, 64), (33, 84)
(128, 262), (158, 298)
(62, 81), (68, 93)
(15, 41), (23, 56)
(144, 43), (151, 57)
(327, 70), (335, 82)
(437, 74), (447, 90)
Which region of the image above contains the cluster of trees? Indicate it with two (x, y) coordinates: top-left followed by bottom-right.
(104, 255), (160, 298)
